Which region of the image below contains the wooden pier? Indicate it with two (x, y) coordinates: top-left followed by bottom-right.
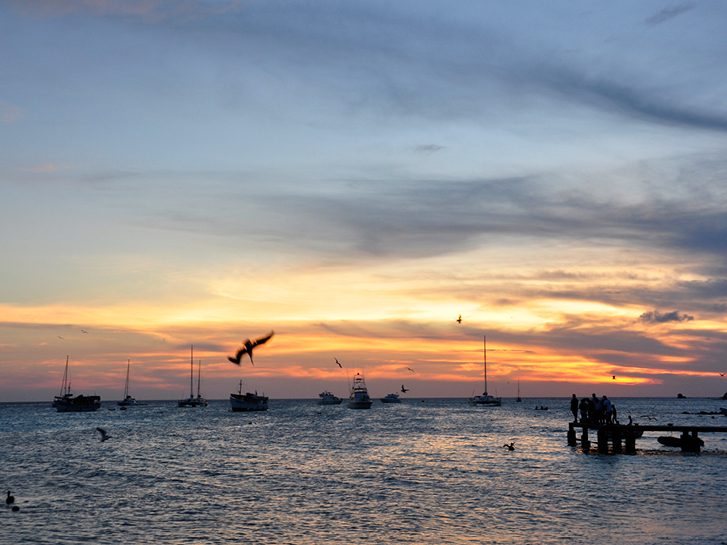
(568, 422), (727, 453)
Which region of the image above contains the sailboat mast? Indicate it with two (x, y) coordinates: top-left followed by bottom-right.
(483, 335), (487, 396)
(124, 359), (130, 398)
(60, 355), (69, 396)
(190, 345), (194, 398)
(197, 359), (201, 398)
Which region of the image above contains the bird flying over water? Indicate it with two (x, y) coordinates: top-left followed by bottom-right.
(335, 358), (342, 368)
(81, 330), (88, 334)
(228, 331), (275, 365)
(406, 367), (415, 373)
(401, 385), (409, 393)
(96, 428), (110, 442)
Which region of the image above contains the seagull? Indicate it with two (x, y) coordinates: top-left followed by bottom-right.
(6, 491), (14, 505)
(57, 336), (64, 340)
(335, 358), (342, 368)
(456, 315), (462, 324)
(81, 330), (88, 334)
(503, 442), (515, 451)
(96, 427), (111, 442)
(228, 331), (275, 365)
(406, 367), (415, 373)
(401, 385), (409, 393)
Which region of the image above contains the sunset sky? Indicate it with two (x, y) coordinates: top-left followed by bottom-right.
(2, 1), (727, 402)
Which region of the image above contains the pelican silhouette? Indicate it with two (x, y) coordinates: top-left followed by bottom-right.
(401, 385), (409, 393)
(6, 491), (14, 505)
(96, 428), (110, 442)
(503, 442), (515, 451)
(228, 331), (275, 365)
(335, 358), (342, 368)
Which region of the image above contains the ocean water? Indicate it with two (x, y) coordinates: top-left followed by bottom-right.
(2, 397), (727, 544)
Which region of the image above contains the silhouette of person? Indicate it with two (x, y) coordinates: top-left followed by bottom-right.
(570, 394), (579, 422)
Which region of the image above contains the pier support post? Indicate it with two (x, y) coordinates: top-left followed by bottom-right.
(597, 428), (609, 453)
(568, 423), (577, 447)
(612, 430), (622, 453)
(624, 430), (636, 454)
(581, 427), (590, 451)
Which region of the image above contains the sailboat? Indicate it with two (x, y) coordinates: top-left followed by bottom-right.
(118, 359), (137, 406)
(178, 346), (208, 407)
(53, 355), (101, 412)
(469, 335), (501, 406)
(516, 379), (522, 402)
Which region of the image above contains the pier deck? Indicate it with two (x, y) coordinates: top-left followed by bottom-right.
(567, 422), (727, 453)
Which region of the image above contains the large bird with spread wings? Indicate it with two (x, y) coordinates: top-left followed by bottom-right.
(228, 331), (275, 365)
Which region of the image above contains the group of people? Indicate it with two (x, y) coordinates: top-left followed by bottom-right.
(571, 393), (618, 425)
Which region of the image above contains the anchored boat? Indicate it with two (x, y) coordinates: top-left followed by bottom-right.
(230, 380), (268, 412)
(178, 346), (208, 407)
(118, 359), (137, 406)
(53, 355), (101, 412)
(469, 335), (501, 406)
(380, 393), (401, 403)
(318, 391), (343, 405)
(348, 373), (373, 409)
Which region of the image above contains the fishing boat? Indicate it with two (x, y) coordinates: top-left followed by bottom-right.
(658, 435), (704, 448)
(348, 373), (373, 409)
(178, 346), (208, 407)
(230, 380), (268, 412)
(318, 391), (343, 405)
(53, 355), (101, 412)
(118, 359), (137, 406)
(380, 393), (401, 403)
(469, 335), (501, 406)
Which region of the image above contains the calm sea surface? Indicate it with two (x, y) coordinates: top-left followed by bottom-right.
(2, 397), (727, 544)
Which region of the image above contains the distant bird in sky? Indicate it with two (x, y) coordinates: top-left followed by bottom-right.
(335, 358), (342, 368)
(6, 491), (14, 505)
(612, 376), (616, 380)
(503, 442), (515, 451)
(456, 315), (462, 324)
(401, 385), (409, 393)
(228, 331), (275, 365)
(96, 428), (110, 442)
(57, 336), (64, 339)
(81, 330), (88, 334)
(406, 367), (415, 373)
(720, 373), (725, 376)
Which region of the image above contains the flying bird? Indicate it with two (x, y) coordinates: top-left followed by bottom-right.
(96, 428), (111, 442)
(228, 331), (275, 365)
(335, 358), (342, 368)
(81, 330), (88, 334)
(612, 376), (616, 380)
(720, 373), (725, 376)
(57, 336), (64, 340)
(6, 491), (14, 505)
(406, 367), (415, 373)
(456, 315), (462, 324)
(401, 385), (409, 393)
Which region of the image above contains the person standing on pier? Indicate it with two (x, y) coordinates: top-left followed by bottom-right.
(571, 394), (579, 422)
(603, 396), (613, 424)
(579, 397), (589, 424)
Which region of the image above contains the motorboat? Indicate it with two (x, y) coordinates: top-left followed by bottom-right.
(53, 355), (101, 412)
(178, 346), (208, 407)
(380, 393), (401, 403)
(118, 359), (137, 406)
(348, 373), (373, 409)
(469, 335), (501, 406)
(230, 380), (268, 412)
(318, 391), (343, 405)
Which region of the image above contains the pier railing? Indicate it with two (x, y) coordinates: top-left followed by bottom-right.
(567, 422), (727, 453)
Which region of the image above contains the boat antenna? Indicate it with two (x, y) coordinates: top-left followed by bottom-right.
(483, 335), (488, 396)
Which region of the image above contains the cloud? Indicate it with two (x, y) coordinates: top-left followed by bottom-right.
(644, 3), (696, 26)
(638, 310), (695, 324)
